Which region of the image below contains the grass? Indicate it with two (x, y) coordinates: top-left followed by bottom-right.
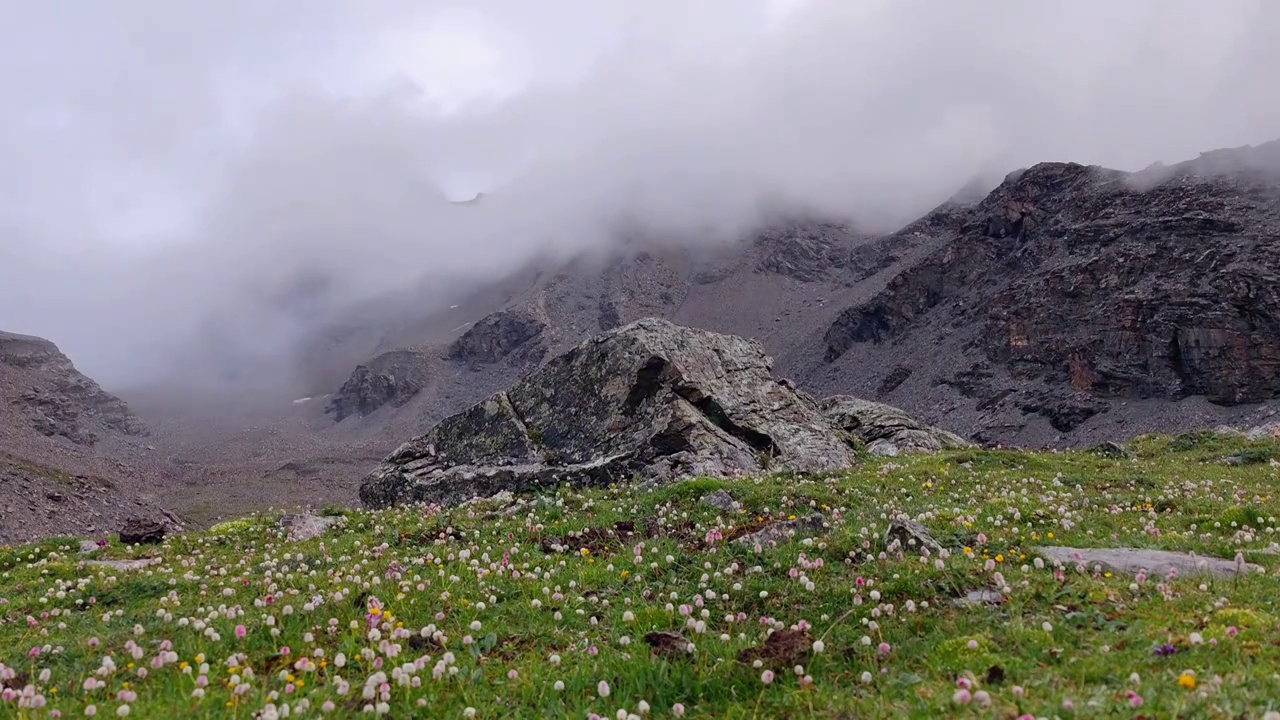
(2, 432), (1280, 718)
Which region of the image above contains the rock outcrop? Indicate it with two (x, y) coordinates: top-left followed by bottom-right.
(449, 309), (547, 365)
(822, 140), (1280, 436)
(1, 331), (147, 445)
(361, 319), (858, 508)
(327, 349), (432, 421)
(821, 396), (971, 455)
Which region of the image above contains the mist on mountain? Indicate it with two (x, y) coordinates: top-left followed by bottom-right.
(1, 0), (1278, 394)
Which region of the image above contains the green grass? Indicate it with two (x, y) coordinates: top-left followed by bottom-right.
(3, 433), (1280, 718)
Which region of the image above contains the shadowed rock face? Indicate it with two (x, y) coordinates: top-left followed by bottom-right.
(448, 309), (547, 365)
(820, 396), (971, 455)
(326, 350), (432, 421)
(361, 319), (858, 508)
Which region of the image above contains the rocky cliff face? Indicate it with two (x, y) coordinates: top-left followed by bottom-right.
(822, 141), (1280, 434)
(361, 319), (860, 508)
(1, 331), (147, 445)
(0, 330), (173, 544)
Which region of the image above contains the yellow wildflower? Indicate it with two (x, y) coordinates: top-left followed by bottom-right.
(1177, 672), (1196, 689)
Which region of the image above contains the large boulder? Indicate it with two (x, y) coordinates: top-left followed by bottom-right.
(326, 349), (432, 421)
(448, 309), (547, 365)
(361, 319), (858, 508)
(821, 396), (971, 455)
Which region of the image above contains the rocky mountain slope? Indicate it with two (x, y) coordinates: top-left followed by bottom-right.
(116, 140), (1280, 522)
(814, 140), (1280, 445)
(0, 331), (176, 543)
(329, 142), (1279, 450)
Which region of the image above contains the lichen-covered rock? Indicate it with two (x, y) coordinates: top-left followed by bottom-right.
(361, 319), (858, 508)
(821, 396), (971, 454)
(326, 349), (431, 421)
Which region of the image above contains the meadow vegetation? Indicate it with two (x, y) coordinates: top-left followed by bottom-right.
(3, 431), (1280, 718)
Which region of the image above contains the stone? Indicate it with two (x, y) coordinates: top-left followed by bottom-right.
(702, 490), (742, 513)
(732, 514), (826, 547)
(821, 396), (971, 454)
(84, 557), (163, 572)
(884, 517), (942, 554)
(118, 515), (167, 545)
(449, 309), (547, 365)
(362, 320), (858, 509)
(327, 350), (432, 421)
(279, 513), (343, 542)
(1035, 546), (1264, 577)
(952, 589), (1005, 607)
(1091, 441), (1135, 459)
(1245, 422), (1280, 441)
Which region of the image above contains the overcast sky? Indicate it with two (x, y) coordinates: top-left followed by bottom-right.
(2, 0), (1277, 387)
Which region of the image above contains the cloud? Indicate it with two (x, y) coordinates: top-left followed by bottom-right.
(1, 0), (1277, 390)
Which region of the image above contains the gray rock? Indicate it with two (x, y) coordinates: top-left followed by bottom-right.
(327, 350), (432, 421)
(362, 320), (858, 509)
(702, 489), (742, 513)
(279, 513), (343, 542)
(119, 515), (167, 545)
(884, 517), (942, 553)
(79, 540), (103, 554)
(84, 557), (162, 572)
(1091, 441), (1135, 459)
(449, 309), (547, 365)
(821, 396), (971, 454)
(1244, 422), (1280, 441)
(1036, 546), (1264, 577)
(733, 514), (826, 547)
(952, 589), (1005, 607)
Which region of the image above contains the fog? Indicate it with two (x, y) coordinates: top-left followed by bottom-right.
(2, 0), (1277, 392)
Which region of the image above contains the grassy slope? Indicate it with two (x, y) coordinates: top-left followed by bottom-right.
(2, 431), (1280, 719)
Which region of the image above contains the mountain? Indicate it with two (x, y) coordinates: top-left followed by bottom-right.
(119, 140), (1280, 522)
(813, 140), (1280, 445)
(0, 331), (176, 543)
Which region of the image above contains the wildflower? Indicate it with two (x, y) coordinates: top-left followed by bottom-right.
(1125, 690), (1144, 708)
(234, 625), (246, 639)
(812, 639), (825, 653)
(1177, 671), (1196, 689)
(463, 708), (476, 718)
(598, 681), (611, 698)
(553, 681), (565, 692)
(972, 690), (991, 708)
(952, 689), (971, 705)
(672, 704), (685, 717)
(760, 670), (774, 685)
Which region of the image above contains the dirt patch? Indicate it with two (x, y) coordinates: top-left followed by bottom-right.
(644, 631), (695, 658)
(737, 628), (812, 668)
